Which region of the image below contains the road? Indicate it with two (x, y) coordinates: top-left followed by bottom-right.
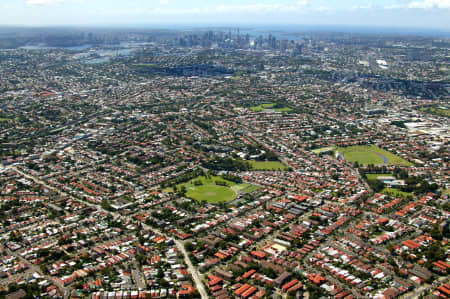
(401, 276), (449, 299)
(131, 261), (146, 290)
(5, 247), (70, 298)
(175, 240), (208, 299)
(304, 264), (363, 299)
(9, 166), (208, 298)
(137, 222), (208, 299)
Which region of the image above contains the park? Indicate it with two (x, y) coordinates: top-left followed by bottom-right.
(165, 175), (259, 203)
(337, 145), (413, 166)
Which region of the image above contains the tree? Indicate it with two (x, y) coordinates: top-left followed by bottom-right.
(184, 242), (195, 252)
(367, 179), (385, 192)
(178, 185), (187, 196)
(39, 264), (49, 274)
(9, 231), (22, 242)
(101, 199), (112, 211)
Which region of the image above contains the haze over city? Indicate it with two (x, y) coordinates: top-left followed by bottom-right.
(0, 0), (449, 30)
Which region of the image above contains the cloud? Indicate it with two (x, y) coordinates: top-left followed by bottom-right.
(26, 0), (63, 6)
(26, 0), (83, 6)
(408, 0), (450, 8)
(298, 0), (308, 6)
(205, 1), (310, 14)
(119, 1), (310, 17)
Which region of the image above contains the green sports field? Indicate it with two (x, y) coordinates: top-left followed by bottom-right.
(382, 188), (413, 199)
(164, 176), (258, 203)
(185, 185), (236, 203)
(420, 107), (450, 118)
(312, 146), (337, 154)
(273, 107), (293, 112)
(249, 160), (287, 170)
(232, 183), (260, 194)
(250, 103), (292, 113)
(337, 145), (413, 166)
(366, 173), (393, 180)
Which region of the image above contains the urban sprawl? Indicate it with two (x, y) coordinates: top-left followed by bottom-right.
(0, 29), (449, 299)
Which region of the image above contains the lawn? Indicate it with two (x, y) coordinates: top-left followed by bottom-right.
(444, 189), (450, 195)
(249, 160), (287, 171)
(366, 173), (393, 180)
(250, 103), (292, 113)
(273, 107), (293, 112)
(232, 183), (260, 194)
(382, 188), (414, 199)
(312, 146), (337, 154)
(250, 103), (275, 112)
(134, 63), (159, 67)
(420, 107), (450, 118)
(164, 175), (237, 203)
(186, 185), (236, 203)
(337, 145), (413, 166)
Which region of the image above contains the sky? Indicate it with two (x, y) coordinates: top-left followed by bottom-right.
(0, 0), (449, 30)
